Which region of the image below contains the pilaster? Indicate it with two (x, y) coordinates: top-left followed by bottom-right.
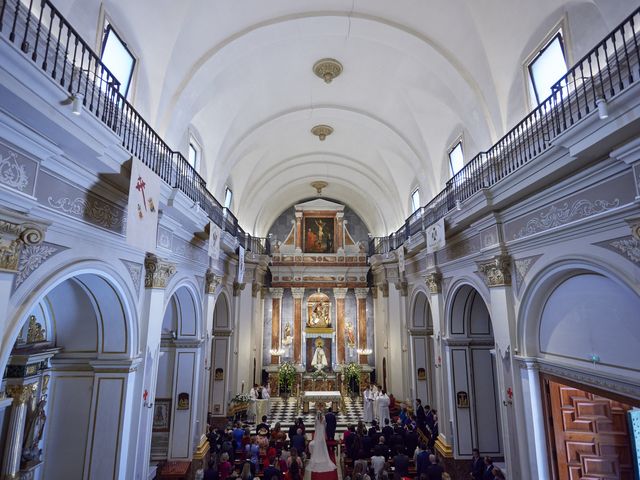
(1, 383), (37, 480)
(291, 288), (305, 364)
(355, 288), (369, 364)
(270, 288), (284, 364)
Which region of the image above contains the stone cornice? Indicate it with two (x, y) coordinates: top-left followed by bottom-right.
(144, 254), (176, 289)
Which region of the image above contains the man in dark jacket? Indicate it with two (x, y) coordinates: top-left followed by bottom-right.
(483, 457), (495, 480)
(415, 444), (430, 477)
(325, 408), (337, 440)
(291, 428), (307, 457)
(470, 448), (483, 480)
(425, 454), (444, 480)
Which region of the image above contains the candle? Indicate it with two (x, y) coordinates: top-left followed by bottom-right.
(242, 380), (245, 393)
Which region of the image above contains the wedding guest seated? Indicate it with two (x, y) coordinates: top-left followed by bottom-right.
(373, 436), (390, 460)
(381, 419), (394, 442)
(263, 455), (282, 480)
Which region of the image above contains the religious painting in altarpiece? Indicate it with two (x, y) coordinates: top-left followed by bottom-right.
(304, 217), (334, 253)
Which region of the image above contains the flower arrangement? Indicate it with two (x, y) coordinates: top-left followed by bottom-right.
(342, 362), (362, 394)
(311, 368), (328, 380)
(278, 362), (297, 394)
(231, 393), (250, 403)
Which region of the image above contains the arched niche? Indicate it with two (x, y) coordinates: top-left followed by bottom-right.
(537, 272), (640, 373)
(209, 293), (232, 417)
(5, 271), (136, 480)
(447, 284), (502, 458)
(162, 285), (200, 338)
(409, 290), (435, 408)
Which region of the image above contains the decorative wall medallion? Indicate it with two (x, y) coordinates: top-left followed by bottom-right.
(513, 254), (543, 294)
(313, 58), (343, 83)
(0, 150), (29, 191)
(120, 259), (143, 293)
(311, 124), (333, 141)
(477, 254), (512, 287)
(15, 242), (65, 288)
(513, 198), (620, 239)
(595, 236), (640, 265)
(47, 196), (122, 230)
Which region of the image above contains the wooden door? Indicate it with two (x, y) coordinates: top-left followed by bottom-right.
(547, 379), (634, 480)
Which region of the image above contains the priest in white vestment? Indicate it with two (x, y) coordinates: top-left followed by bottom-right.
(378, 390), (391, 425)
(372, 385), (380, 421)
(248, 384), (258, 423)
(363, 385), (374, 423)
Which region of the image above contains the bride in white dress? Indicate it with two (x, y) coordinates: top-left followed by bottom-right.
(306, 410), (337, 473)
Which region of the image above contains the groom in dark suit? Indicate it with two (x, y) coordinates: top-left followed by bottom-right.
(325, 407), (337, 440)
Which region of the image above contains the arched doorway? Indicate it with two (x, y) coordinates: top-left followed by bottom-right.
(1, 272), (135, 480)
(447, 284), (502, 458)
(209, 293), (232, 417)
(151, 285), (201, 462)
(409, 291), (435, 406)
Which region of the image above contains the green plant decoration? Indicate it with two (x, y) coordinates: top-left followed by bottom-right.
(278, 362), (297, 394)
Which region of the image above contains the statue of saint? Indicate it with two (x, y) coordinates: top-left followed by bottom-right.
(282, 323), (293, 346)
(346, 322), (356, 347)
(311, 337), (328, 371)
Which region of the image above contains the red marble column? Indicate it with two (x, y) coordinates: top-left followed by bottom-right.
(333, 288), (348, 363)
(355, 288), (369, 364)
(295, 212), (303, 251)
(270, 288), (283, 364)
(291, 288), (304, 363)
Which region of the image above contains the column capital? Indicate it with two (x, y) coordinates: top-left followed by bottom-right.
(477, 254), (512, 287)
(333, 287), (348, 299)
(270, 287), (284, 299)
(291, 287), (305, 299)
(424, 272), (442, 294)
(233, 281), (245, 296)
(378, 283), (389, 298)
(394, 280), (408, 296)
(144, 254), (176, 289)
(205, 269), (223, 295)
(0, 220), (45, 273)
(354, 287), (369, 300)
(627, 217), (640, 240)
(295, 211), (303, 219)
(6, 383), (37, 405)
(252, 283), (263, 297)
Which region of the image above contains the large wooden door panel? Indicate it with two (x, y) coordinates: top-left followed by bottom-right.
(547, 379), (634, 480)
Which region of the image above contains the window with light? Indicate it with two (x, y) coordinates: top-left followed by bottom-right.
(101, 21), (136, 97)
(528, 31), (568, 106)
(449, 142), (464, 176)
(411, 189), (421, 213)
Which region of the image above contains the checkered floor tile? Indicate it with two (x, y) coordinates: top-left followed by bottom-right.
(261, 397), (364, 435)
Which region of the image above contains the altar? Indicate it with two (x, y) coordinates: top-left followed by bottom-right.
(300, 390), (344, 414)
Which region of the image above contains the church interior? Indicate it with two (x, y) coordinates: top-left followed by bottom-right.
(0, 1), (639, 479)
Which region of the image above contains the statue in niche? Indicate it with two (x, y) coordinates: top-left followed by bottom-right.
(346, 322), (356, 348)
(282, 323), (293, 346)
(22, 396), (47, 464)
(311, 337), (329, 371)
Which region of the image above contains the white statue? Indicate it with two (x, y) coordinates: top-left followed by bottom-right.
(311, 337), (328, 371)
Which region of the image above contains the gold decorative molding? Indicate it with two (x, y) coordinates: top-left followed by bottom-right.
(311, 181), (328, 195)
(26, 315), (46, 343)
(477, 254), (512, 287)
(6, 383), (37, 405)
(193, 436), (210, 460)
(0, 220), (44, 273)
(233, 281), (245, 296)
(205, 269), (223, 295)
(425, 272), (442, 294)
(434, 436), (453, 458)
(144, 254), (176, 289)
(313, 58), (343, 83)
(311, 124), (333, 141)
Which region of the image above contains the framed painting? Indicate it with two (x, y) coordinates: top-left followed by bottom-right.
(304, 217), (334, 253)
(153, 398), (171, 431)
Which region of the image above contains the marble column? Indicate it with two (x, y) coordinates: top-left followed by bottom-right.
(270, 288), (283, 364)
(291, 288), (305, 363)
(355, 288), (369, 364)
(1, 383), (37, 479)
(295, 212), (303, 251)
(333, 288), (348, 363)
(336, 212), (344, 250)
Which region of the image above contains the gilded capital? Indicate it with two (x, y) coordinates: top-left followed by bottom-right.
(355, 287), (369, 300)
(478, 254), (512, 287)
(628, 218), (640, 241)
(233, 281), (245, 296)
(0, 220), (44, 272)
(333, 287), (348, 300)
(205, 269), (223, 295)
(270, 287), (284, 299)
(425, 272), (442, 294)
(6, 383), (37, 405)
(291, 287), (305, 299)
(144, 254), (176, 289)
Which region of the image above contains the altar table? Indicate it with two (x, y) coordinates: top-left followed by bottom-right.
(300, 390), (344, 414)
(255, 398), (270, 421)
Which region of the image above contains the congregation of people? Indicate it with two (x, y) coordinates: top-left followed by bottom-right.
(199, 384), (506, 480)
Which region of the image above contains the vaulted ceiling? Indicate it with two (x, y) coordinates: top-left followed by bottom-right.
(57, 0), (635, 235)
